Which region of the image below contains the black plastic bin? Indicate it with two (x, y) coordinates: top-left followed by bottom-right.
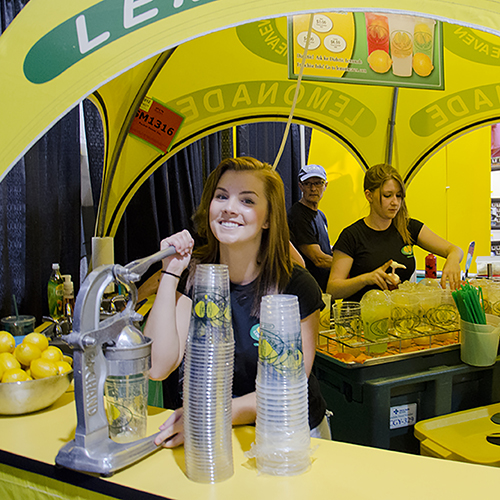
(313, 347), (500, 454)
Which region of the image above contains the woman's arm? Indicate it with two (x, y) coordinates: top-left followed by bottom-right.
(300, 309), (320, 376)
(416, 225), (464, 290)
(290, 241), (305, 267)
(326, 250), (394, 300)
(144, 230), (194, 381)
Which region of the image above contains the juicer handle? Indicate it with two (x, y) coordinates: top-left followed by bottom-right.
(122, 246), (177, 279)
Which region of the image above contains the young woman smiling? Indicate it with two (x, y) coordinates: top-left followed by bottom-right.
(327, 163), (463, 302)
(145, 157), (329, 447)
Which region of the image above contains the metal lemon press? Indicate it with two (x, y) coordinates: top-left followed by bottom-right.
(56, 246), (176, 476)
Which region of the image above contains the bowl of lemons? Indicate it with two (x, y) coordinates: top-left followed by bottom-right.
(0, 331), (73, 415)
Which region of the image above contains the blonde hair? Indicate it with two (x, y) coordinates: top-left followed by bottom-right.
(364, 163), (412, 245)
(191, 157), (293, 314)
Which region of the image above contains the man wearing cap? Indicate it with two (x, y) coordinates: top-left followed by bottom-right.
(287, 164), (333, 292)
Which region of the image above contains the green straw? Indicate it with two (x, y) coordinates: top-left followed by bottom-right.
(452, 284), (486, 324)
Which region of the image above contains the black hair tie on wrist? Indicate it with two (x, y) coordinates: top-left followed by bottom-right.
(161, 270), (181, 279)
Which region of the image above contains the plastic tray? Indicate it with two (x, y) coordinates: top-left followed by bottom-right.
(414, 402), (500, 466)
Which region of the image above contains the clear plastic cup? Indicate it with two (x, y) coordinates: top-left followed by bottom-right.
(391, 289), (421, 335)
(183, 264), (234, 484)
(333, 301), (362, 340)
(247, 294), (311, 476)
(104, 373), (148, 443)
(260, 295), (302, 342)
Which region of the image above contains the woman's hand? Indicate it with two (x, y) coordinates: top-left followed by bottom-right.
(440, 254), (462, 290)
(161, 230), (194, 276)
(155, 407), (184, 448)
(365, 260), (395, 290)
(416, 225), (464, 290)
(328, 252), (395, 299)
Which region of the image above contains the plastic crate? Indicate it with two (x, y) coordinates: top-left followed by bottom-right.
(313, 348), (500, 454)
(414, 402), (500, 466)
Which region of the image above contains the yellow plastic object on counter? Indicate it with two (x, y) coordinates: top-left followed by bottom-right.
(414, 402), (500, 467)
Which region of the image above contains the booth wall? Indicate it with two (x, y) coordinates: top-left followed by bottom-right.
(308, 127), (491, 274)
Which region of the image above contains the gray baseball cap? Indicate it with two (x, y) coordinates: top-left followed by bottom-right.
(298, 164), (327, 182)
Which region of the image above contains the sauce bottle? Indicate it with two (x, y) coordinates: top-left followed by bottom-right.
(62, 274), (75, 323)
(425, 253), (437, 279)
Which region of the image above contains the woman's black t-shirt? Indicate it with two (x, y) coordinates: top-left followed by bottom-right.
(333, 218), (424, 302)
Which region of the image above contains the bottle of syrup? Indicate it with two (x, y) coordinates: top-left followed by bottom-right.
(62, 274), (75, 323)
(425, 253), (437, 279)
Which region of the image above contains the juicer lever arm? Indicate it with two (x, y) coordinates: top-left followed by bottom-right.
(120, 246), (177, 281)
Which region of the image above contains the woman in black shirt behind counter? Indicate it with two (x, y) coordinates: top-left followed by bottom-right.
(327, 163), (463, 302)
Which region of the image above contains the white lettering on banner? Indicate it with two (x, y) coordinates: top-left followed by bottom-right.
(124, 0), (159, 29)
(76, 0), (182, 54)
(390, 403), (417, 430)
(174, 0), (189, 7)
(76, 15), (111, 55)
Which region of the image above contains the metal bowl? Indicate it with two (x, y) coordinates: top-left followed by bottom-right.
(0, 371), (73, 415)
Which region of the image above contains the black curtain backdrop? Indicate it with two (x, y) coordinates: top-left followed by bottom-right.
(0, 0), (81, 324)
(237, 122), (311, 211)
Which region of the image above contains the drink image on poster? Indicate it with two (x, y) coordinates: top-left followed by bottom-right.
(413, 17), (436, 77)
(365, 13), (389, 54)
(365, 13), (392, 74)
(387, 13), (415, 77)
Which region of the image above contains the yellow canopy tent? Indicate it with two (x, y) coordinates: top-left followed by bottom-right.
(1, 0), (500, 237)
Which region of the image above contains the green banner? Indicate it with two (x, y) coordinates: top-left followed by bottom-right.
(288, 12), (444, 90)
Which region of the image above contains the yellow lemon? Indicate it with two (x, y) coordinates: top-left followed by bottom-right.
(0, 352), (21, 373)
(2, 368), (31, 383)
(413, 52), (434, 77)
(40, 345), (63, 362)
(0, 331), (15, 354)
(367, 50), (392, 73)
(62, 354), (73, 367)
(23, 332), (49, 352)
(55, 360), (72, 375)
(14, 342), (42, 367)
(30, 358), (59, 379)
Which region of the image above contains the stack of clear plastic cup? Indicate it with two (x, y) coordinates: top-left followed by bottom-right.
(247, 294), (311, 476)
(183, 264), (235, 483)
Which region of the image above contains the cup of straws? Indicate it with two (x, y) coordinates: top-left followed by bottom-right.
(452, 282), (500, 367)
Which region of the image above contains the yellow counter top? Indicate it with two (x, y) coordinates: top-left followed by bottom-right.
(0, 385), (498, 499)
